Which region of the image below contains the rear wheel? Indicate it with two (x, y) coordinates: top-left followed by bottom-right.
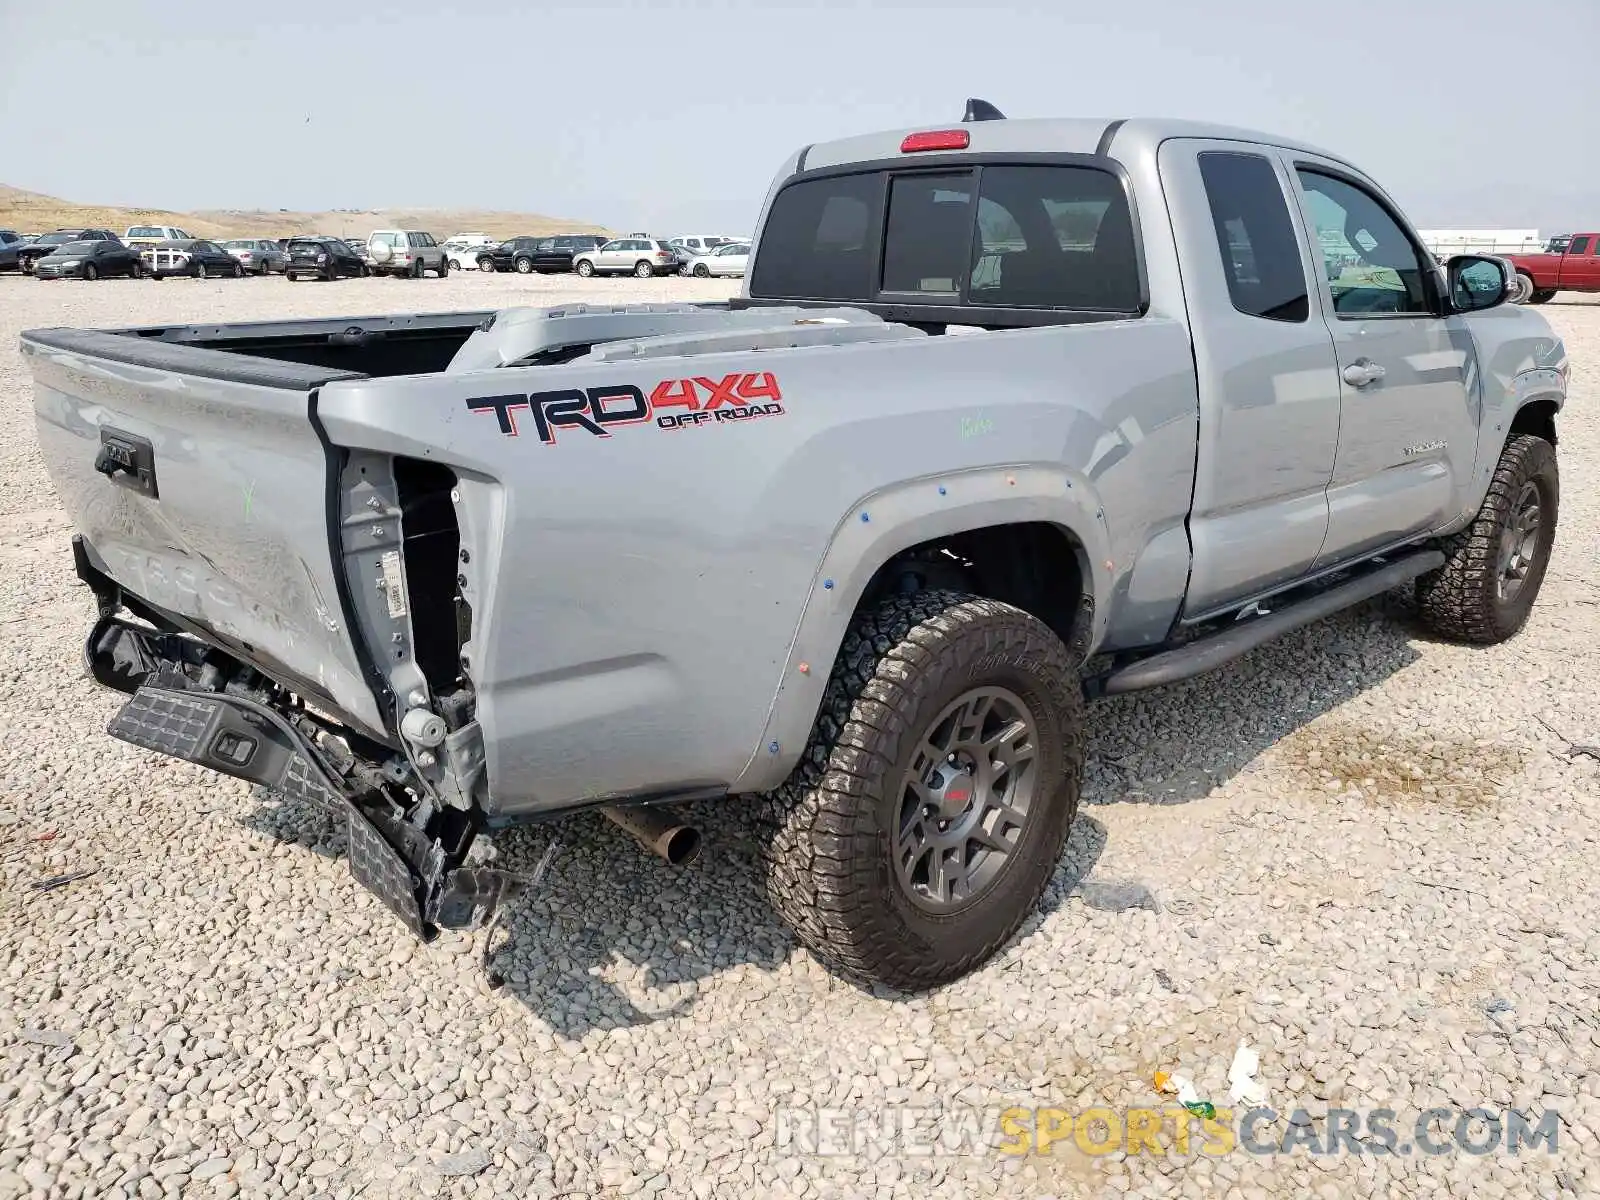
(759, 590), (1085, 991)
(515, 256), (534, 274)
(634, 260), (654, 279)
(286, 272), (297, 282)
(575, 259), (594, 278)
(1416, 433), (1558, 644)
(130, 259), (144, 279)
(438, 255), (449, 278)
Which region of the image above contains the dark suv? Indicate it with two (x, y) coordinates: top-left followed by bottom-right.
(479, 234), (607, 274)
(284, 237), (369, 281)
(18, 229), (120, 274)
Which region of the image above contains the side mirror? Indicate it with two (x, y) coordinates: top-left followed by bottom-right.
(1447, 254), (1511, 312)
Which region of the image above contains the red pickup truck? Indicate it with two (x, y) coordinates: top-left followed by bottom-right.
(1505, 232), (1600, 303)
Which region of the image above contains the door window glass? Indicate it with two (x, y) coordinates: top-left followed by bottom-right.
(1295, 169), (1430, 316)
(1198, 152), (1309, 323)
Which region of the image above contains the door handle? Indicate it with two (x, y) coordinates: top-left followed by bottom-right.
(1342, 359), (1386, 387)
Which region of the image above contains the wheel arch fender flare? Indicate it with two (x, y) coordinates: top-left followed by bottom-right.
(727, 465), (1112, 794)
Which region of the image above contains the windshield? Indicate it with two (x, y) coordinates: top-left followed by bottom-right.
(37, 233), (76, 246)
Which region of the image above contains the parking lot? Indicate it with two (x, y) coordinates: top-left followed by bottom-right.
(1, 274), (1597, 1199)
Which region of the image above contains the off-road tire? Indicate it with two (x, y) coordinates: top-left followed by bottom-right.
(757, 590), (1085, 991)
(1416, 433), (1558, 644)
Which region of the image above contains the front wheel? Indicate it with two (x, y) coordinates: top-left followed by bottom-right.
(515, 256), (533, 274)
(634, 260), (654, 279)
(195, 262), (208, 280)
(82, 263), (99, 281)
(1417, 433), (1558, 644)
(231, 262), (243, 278)
(693, 263), (710, 278)
(575, 259), (594, 278)
(437, 256), (449, 277)
(759, 591), (1085, 991)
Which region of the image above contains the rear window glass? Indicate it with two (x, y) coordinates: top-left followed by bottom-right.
(748, 172), (878, 300)
(968, 166), (1140, 311)
(751, 163), (1140, 312)
(882, 173), (973, 295)
(128, 227), (161, 237)
(55, 241), (96, 254)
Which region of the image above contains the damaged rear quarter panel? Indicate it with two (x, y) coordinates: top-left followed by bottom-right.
(315, 318), (1198, 816)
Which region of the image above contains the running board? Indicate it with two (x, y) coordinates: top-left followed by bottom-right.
(1091, 550), (1444, 698)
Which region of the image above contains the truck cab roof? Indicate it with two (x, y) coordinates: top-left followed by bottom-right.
(795, 115), (1359, 176)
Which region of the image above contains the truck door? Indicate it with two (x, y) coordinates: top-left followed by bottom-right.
(1285, 156), (1481, 568)
(1158, 139), (1341, 619)
(1558, 234), (1598, 289)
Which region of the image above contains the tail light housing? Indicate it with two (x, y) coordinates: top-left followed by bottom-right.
(901, 129), (971, 153)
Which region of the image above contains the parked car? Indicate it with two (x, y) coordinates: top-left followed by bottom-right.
(683, 241), (750, 278)
(367, 230), (449, 278)
(221, 239), (290, 275)
(0, 229), (24, 272)
(17, 229), (120, 274)
(1504, 232), (1600, 304)
(284, 237), (369, 281)
(124, 225), (194, 248)
(142, 239), (245, 279)
(668, 234), (737, 256)
(19, 102), (1568, 992)
(572, 237), (680, 278)
(479, 234), (608, 274)
(442, 233), (495, 270)
(33, 239), (147, 280)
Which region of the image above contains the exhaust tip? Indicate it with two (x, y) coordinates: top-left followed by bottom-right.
(662, 825), (702, 867)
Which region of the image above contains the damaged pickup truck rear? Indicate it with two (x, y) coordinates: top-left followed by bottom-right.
(23, 102), (1569, 990)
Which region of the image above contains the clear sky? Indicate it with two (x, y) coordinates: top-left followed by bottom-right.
(2, 0), (1595, 236)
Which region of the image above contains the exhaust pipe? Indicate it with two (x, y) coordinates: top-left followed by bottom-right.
(601, 804), (702, 866)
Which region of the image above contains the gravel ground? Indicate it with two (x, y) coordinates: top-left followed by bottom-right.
(1, 273), (1597, 1200)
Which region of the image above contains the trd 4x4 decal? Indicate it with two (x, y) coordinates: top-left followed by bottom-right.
(466, 372), (784, 444)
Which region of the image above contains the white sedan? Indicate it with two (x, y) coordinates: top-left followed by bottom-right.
(683, 242), (749, 278)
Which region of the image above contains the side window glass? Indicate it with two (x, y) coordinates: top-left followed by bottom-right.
(1295, 169), (1430, 316)
(1197, 152), (1309, 323)
(1568, 235), (1591, 256)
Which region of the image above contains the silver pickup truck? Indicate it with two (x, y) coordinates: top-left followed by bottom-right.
(22, 101), (1569, 990)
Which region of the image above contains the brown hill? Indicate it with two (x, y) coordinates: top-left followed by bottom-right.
(0, 184), (610, 241)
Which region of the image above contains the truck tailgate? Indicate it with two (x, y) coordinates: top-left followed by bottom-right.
(23, 328), (387, 737)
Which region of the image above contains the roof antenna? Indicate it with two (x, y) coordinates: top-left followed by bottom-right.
(962, 98), (1006, 122)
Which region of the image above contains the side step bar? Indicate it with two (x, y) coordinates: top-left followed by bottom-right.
(1092, 549), (1444, 698)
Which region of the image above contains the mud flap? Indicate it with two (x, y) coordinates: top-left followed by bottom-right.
(104, 681), (522, 941)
